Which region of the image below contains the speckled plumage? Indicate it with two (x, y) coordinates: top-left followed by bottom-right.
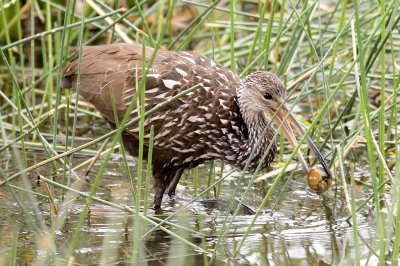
(63, 43), (287, 208)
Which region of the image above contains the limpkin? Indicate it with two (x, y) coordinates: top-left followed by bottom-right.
(62, 43), (331, 209)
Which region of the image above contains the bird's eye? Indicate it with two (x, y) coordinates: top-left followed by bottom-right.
(263, 93), (273, 100)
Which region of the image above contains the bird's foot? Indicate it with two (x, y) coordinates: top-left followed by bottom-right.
(153, 204), (163, 214)
(153, 193), (166, 214)
(167, 191), (178, 208)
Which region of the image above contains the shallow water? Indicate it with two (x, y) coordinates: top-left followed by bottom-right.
(0, 134), (385, 266)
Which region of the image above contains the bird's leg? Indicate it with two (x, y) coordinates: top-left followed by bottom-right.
(166, 168), (184, 198)
(153, 178), (167, 210)
(153, 172), (176, 210)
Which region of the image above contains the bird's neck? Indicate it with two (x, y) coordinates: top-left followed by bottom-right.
(238, 106), (276, 170)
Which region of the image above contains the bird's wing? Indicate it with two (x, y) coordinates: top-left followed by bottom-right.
(62, 43), (157, 124)
(62, 44), (243, 149)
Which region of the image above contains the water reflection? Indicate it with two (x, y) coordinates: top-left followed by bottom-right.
(0, 148), (381, 265)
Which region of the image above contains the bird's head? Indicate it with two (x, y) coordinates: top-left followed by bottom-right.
(238, 71), (331, 193)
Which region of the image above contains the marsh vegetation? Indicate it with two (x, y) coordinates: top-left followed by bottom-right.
(0, 0), (399, 264)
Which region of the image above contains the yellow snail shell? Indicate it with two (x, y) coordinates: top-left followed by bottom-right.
(307, 164), (332, 193)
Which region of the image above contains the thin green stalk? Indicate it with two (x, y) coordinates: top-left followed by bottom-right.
(108, 0), (120, 42)
(197, 215), (209, 266)
(229, 0), (235, 72)
(279, 129), (284, 161)
(165, 0), (176, 45)
(391, 34), (400, 264)
(67, 0), (87, 187)
(29, 0), (36, 116)
(206, 161), (215, 199)
(52, 0), (75, 162)
(193, 167), (198, 197)
(36, 38), (51, 122)
(14, 0), (27, 167)
(351, 15), (385, 263)
(378, 0), (386, 189)
(9, 228), (18, 265)
(394, 178), (400, 265)
(144, 126), (154, 215)
(62, 91), (71, 198)
(109, 94), (135, 192)
(215, 162), (224, 200)
(338, 145), (360, 265)
(14, 66), (27, 167)
(350, 170), (361, 265)
(132, 0), (155, 46)
(154, 0), (165, 43)
(327, 0), (348, 87)
(45, 0), (54, 130)
(273, 0), (286, 73)
(133, 43), (148, 264)
(262, 0), (278, 70)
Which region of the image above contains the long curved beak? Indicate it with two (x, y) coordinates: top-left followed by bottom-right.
(271, 106), (331, 178)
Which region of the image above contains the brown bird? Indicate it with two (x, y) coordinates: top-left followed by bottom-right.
(62, 43), (331, 209)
